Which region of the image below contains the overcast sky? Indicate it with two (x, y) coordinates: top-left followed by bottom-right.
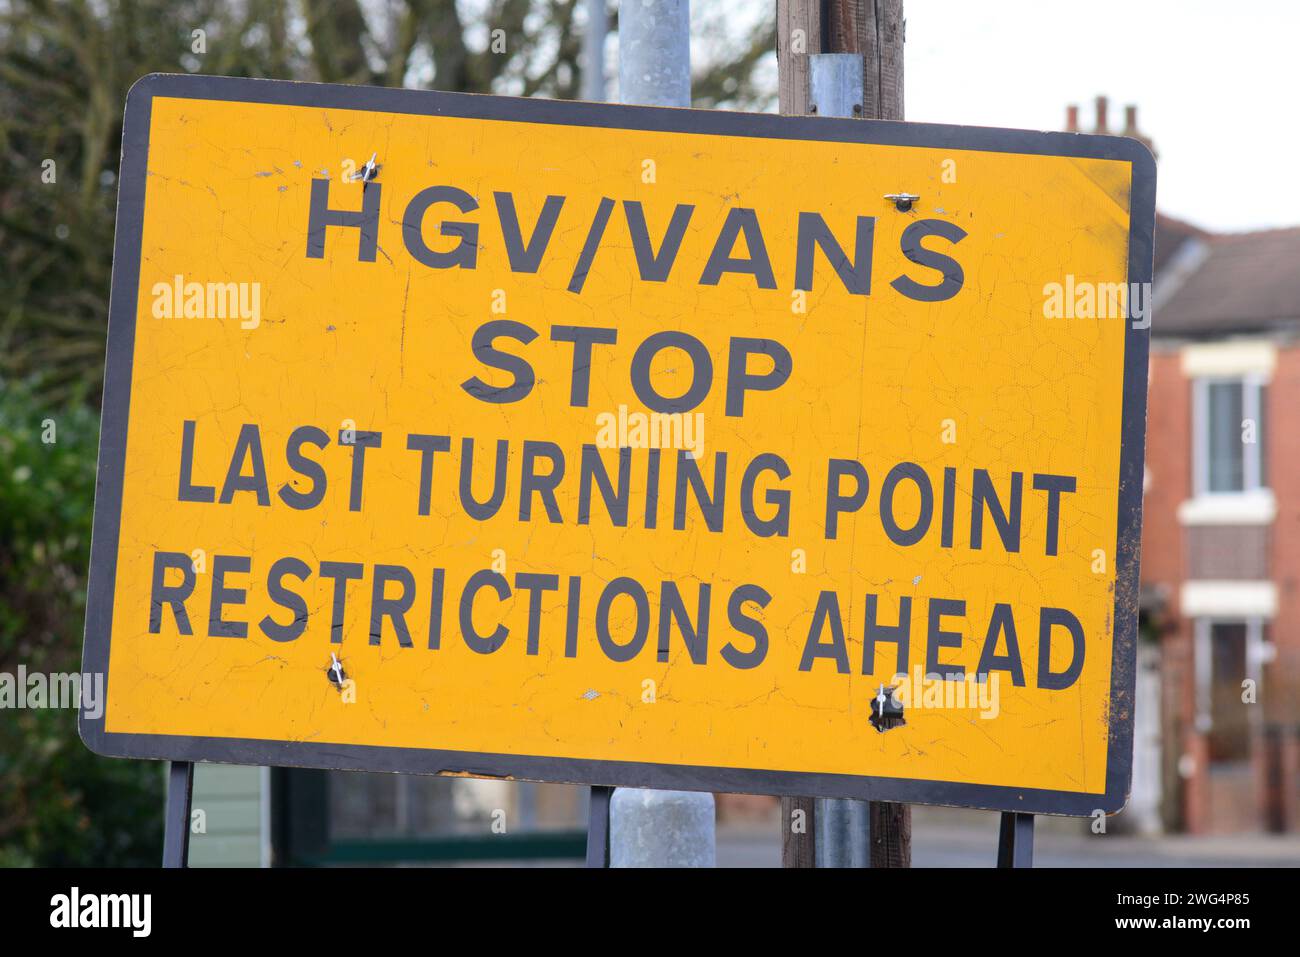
(902, 0), (1289, 233)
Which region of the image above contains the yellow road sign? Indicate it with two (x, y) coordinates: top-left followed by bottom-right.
(81, 75), (1155, 814)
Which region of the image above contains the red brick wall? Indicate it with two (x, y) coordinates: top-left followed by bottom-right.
(1142, 350), (1199, 827)
(1141, 349), (1190, 592)
(1265, 337), (1300, 830)
(1143, 343), (1300, 833)
(1267, 346), (1300, 725)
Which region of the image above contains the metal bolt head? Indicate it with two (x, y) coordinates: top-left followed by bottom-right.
(885, 192), (920, 212)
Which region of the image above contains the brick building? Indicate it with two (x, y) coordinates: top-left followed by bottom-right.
(1070, 97), (1300, 834)
(1143, 220), (1300, 834)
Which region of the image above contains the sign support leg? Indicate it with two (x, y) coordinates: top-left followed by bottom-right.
(996, 811), (1034, 868)
(162, 760), (194, 868)
(585, 785), (612, 868)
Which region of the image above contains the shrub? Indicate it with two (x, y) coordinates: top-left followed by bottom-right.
(0, 378), (163, 866)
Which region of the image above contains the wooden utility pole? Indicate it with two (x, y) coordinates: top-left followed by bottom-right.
(780, 795), (817, 867)
(775, 0), (909, 869)
(778, 0), (903, 120)
(870, 799), (911, 867)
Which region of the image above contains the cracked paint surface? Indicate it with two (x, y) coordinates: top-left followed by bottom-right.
(102, 93), (1136, 801)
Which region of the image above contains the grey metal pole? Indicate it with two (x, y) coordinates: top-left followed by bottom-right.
(605, 0), (714, 868)
(581, 0), (607, 102)
(618, 0), (690, 107)
(807, 51), (871, 869)
(816, 792), (870, 867)
(609, 788), (715, 867)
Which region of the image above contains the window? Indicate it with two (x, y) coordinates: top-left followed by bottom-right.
(1193, 377), (1268, 495)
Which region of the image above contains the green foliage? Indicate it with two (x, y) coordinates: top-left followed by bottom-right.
(0, 378), (164, 866)
(0, 378), (96, 667)
(0, 707), (165, 867)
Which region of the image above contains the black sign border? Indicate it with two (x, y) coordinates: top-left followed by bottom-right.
(81, 73), (1155, 817)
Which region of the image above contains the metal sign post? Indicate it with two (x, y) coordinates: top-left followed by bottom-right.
(998, 812), (1035, 868)
(161, 761), (194, 868)
(585, 785), (612, 868)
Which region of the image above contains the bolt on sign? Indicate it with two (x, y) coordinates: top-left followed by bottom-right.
(81, 74), (1155, 816)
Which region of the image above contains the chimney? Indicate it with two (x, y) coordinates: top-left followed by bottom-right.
(1123, 105), (1139, 137)
(1062, 97), (1157, 159)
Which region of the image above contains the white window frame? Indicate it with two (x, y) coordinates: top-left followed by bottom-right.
(1191, 374), (1268, 497)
